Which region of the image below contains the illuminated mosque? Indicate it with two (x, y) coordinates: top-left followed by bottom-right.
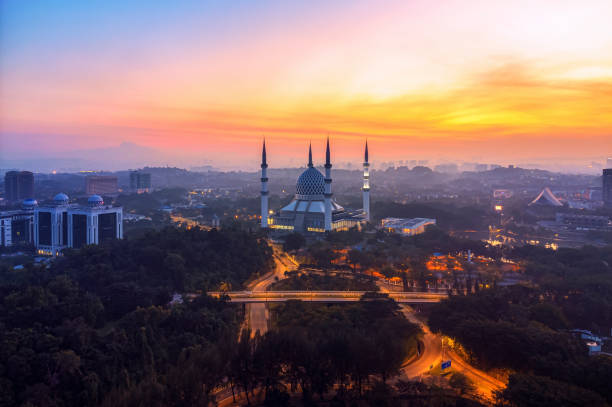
(260, 138), (370, 234)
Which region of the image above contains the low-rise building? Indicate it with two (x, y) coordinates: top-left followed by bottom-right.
(556, 213), (610, 229)
(85, 175), (118, 195)
(0, 199), (37, 247)
(380, 217), (437, 236)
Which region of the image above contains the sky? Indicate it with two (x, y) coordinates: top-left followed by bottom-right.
(1, 0), (611, 171)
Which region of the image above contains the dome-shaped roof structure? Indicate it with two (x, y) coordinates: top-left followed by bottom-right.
(88, 194), (104, 206)
(54, 193), (69, 204)
(22, 198), (38, 209)
(296, 167), (325, 197)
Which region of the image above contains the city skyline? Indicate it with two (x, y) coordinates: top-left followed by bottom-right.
(1, 0), (612, 171)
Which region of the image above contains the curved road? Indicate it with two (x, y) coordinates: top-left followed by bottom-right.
(398, 305), (443, 377)
(246, 246), (297, 335)
(378, 285), (504, 400)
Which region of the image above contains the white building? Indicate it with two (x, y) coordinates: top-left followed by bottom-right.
(0, 199), (37, 247)
(34, 193), (71, 256)
(66, 195), (123, 249)
(381, 218), (437, 236)
(34, 193), (123, 256)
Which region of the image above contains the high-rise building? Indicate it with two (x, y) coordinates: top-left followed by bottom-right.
(603, 169), (612, 209)
(129, 171), (152, 193)
(85, 175), (118, 195)
(607, 157), (612, 169)
(4, 171), (34, 202)
(34, 193), (123, 256)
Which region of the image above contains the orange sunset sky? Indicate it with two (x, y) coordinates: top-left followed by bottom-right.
(1, 0), (611, 171)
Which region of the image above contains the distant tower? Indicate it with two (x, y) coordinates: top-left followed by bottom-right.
(362, 140), (370, 221)
(324, 138), (333, 231)
(260, 139), (269, 228)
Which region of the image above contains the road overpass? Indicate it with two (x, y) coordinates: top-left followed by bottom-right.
(208, 290), (447, 303)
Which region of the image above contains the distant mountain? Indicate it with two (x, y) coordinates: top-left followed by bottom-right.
(1, 142), (203, 172)
(65, 142), (169, 170)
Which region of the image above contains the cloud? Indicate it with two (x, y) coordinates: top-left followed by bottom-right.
(2, 61), (611, 168)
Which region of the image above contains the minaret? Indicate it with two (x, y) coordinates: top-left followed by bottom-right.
(362, 140), (370, 222)
(324, 137), (333, 231)
(308, 142), (313, 167)
(260, 139), (269, 228)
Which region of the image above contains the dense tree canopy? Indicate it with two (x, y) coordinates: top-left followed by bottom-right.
(428, 244), (612, 406)
(270, 273), (378, 291)
(55, 227), (273, 319)
(241, 296), (422, 402)
(0, 227), (273, 407)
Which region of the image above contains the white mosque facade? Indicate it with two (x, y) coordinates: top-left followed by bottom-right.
(261, 139), (370, 234)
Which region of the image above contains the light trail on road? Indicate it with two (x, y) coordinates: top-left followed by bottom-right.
(378, 283), (505, 400)
(245, 245), (297, 336)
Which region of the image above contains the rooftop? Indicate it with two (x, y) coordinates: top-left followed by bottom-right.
(381, 217), (437, 229)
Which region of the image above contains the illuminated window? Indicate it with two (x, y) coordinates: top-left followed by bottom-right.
(307, 227), (325, 232)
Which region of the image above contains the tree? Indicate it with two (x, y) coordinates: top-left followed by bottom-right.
(308, 243), (338, 269)
(283, 232), (305, 252)
(448, 372), (475, 395)
(0, 227), (267, 407)
(229, 329), (258, 405)
(360, 252), (376, 276)
(496, 373), (609, 407)
(347, 249), (363, 273)
(380, 265), (397, 279)
(164, 252), (186, 291)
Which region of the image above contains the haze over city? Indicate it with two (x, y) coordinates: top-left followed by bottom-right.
(2, 0), (611, 172)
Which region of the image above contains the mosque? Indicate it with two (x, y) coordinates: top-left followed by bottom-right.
(260, 138), (370, 234)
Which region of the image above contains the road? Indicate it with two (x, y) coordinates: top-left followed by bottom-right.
(377, 283), (505, 400)
(398, 305), (443, 378)
(446, 348), (505, 399)
(209, 290), (447, 303)
(245, 246), (297, 336)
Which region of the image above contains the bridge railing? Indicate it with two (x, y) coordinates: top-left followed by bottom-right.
(207, 290), (447, 302)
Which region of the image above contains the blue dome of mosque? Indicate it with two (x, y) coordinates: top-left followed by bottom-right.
(296, 167), (325, 197)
